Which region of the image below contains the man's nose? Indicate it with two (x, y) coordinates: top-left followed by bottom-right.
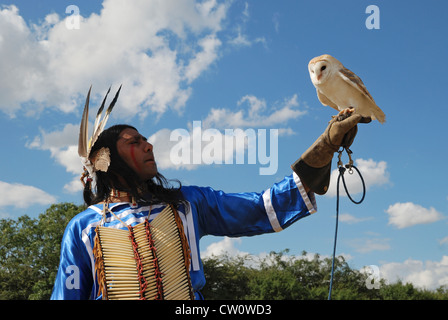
(144, 141), (153, 152)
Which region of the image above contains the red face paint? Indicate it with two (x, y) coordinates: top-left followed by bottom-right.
(130, 144), (140, 172)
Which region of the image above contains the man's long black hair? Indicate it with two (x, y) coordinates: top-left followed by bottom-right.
(83, 124), (184, 207)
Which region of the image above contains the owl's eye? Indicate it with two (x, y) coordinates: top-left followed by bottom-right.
(321, 65), (326, 71)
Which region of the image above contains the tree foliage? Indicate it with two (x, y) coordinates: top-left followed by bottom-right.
(0, 203), (84, 300)
(0, 202), (447, 300)
(202, 250), (448, 300)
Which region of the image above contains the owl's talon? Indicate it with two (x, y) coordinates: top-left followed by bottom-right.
(336, 108), (354, 121)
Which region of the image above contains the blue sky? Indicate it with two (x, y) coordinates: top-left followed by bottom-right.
(1, 0), (447, 290)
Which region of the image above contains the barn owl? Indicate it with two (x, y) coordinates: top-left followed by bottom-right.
(308, 54), (385, 123)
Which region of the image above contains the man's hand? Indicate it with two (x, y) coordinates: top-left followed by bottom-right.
(291, 112), (370, 195)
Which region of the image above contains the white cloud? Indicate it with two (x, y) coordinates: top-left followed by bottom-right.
(184, 35), (222, 84)
(203, 93), (307, 129)
(0, 181), (56, 208)
(27, 123), (80, 174)
(28, 123), (78, 149)
(339, 213), (373, 224)
(201, 237), (248, 259)
(272, 12), (280, 33)
(348, 238), (391, 253)
(0, 5), (49, 117)
(380, 256), (448, 290)
(26, 123), (82, 193)
(326, 158), (390, 197)
(63, 177), (84, 194)
(242, 2), (250, 18)
(228, 27), (252, 47)
(440, 236), (448, 247)
(0, 0), (229, 118)
(228, 26), (266, 48)
(386, 202), (445, 229)
(226, 2), (267, 49)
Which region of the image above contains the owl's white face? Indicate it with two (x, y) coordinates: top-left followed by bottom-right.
(309, 59), (332, 85)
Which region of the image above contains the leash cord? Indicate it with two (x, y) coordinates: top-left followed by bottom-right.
(328, 158), (366, 300)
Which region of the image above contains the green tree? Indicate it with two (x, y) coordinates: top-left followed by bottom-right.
(202, 250), (448, 300)
(0, 203), (84, 300)
(246, 250), (307, 300)
(201, 253), (252, 300)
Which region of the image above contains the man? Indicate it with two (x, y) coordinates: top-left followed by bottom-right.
(51, 88), (367, 300)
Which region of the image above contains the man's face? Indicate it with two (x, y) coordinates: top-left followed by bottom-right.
(116, 128), (157, 181)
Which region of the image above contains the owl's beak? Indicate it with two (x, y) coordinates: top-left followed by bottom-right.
(317, 74), (322, 81)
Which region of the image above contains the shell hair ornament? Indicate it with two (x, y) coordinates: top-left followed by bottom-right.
(78, 85), (122, 186)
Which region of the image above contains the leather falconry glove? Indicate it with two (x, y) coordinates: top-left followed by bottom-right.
(291, 111), (371, 195)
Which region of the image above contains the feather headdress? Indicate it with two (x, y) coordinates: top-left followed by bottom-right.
(78, 85), (122, 185)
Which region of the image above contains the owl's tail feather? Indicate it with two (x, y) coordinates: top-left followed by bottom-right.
(370, 104), (386, 124)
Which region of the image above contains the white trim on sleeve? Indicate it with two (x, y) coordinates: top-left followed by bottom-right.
(293, 171), (317, 214)
(262, 188), (283, 232)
